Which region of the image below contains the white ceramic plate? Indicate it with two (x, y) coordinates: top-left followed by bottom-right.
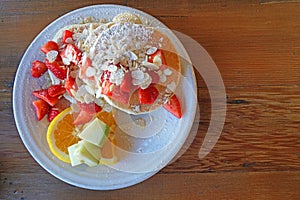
(13, 4), (197, 190)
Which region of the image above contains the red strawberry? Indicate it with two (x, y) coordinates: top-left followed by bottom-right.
(147, 71), (160, 84)
(48, 84), (66, 97)
(48, 107), (60, 122)
(32, 99), (49, 121)
(78, 102), (102, 114)
(101, 81), (113, 97)
(120, 72), (133, 93)
(53, 97), (70, 112)
(40, 41), (59, 54)
(148, 49), (166, 65)
(78, 56), (95, 80)
(62, 30), (74, 44)
(138, 84), (159, 104)
(32, 89), (60, 106)
(60, 44), (81, 65)
(73, 110), (94, 125)
(111, 86), (130, 104)
(82, 55), (92, 68)
(45, 59), (67, 80)
(163, 94), (182, 118)
(64, 76), (77, 97)
(31, 60), (48, 78)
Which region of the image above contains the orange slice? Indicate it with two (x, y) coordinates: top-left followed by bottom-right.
(96, 110), (116, 127)
(47, 107), (80, 163)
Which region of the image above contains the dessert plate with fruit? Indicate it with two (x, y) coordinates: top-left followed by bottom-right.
(13, 4), (197, 190)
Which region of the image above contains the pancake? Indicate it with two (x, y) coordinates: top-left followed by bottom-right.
(89, 22), (181, 114)
(112, 12), (142, 24)
(49, 13), (181, 115)
(52, 12), (141, 48)
(52, 22), (111, 53)
(49, 21), (117, 104)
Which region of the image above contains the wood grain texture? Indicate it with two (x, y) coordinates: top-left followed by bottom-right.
(140, 2), (300, 87)
(1, 0), (300, 199)
(1, 171), (300, 199)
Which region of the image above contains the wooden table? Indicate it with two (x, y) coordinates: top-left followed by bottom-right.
(1, 0), (300, 199)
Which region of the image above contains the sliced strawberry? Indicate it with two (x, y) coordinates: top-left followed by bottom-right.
(111, 86), (130, 104)
(163, 94), (182, 118)
(64, 76), (77, 97)
(82, 55), (92, 68)
(60, 44), (81, 65)
(48, 84), (66, 97)
(45, 59), (67, 80)
(73, 110), (94, 125)
(78, 102), (102, 114)
(48, 107), (60, 122)
(101, 81), (113, 97)
(147, 71), (160, 84)
(138, 84), (159, 104)
(120, 72), (133, 93)
(148, 49), (166, 65)
(40, 41), (59, 54)
(32, 99), (49, 121)
(54, 97), (70, 111)
(32, 89), (60, 106)
(31, 60), (47, 78)
(62, 30), (74, 44)
(79, 56), (94, 80)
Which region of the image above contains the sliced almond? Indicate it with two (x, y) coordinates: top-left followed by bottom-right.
(163, 68), (173, 76)
(107, 64), (118, 72)
(153, 55), (162, 67)
(146, 47), (157, 55)
(127, 51), (138, 61)
(141, 61), (160, 70)
(140, 73), (152, 89)
(62, 57), (71, 66)
(109, 69), (124, 85)
(65, 37), (74, 44)
(132, 77), (144, 86)
(46, 50), (58, 63)
(131, 69), (144, 80)
(85, 67), (96, 77)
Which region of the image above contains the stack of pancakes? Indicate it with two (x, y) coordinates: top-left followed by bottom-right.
(52, 12), (181, 115)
